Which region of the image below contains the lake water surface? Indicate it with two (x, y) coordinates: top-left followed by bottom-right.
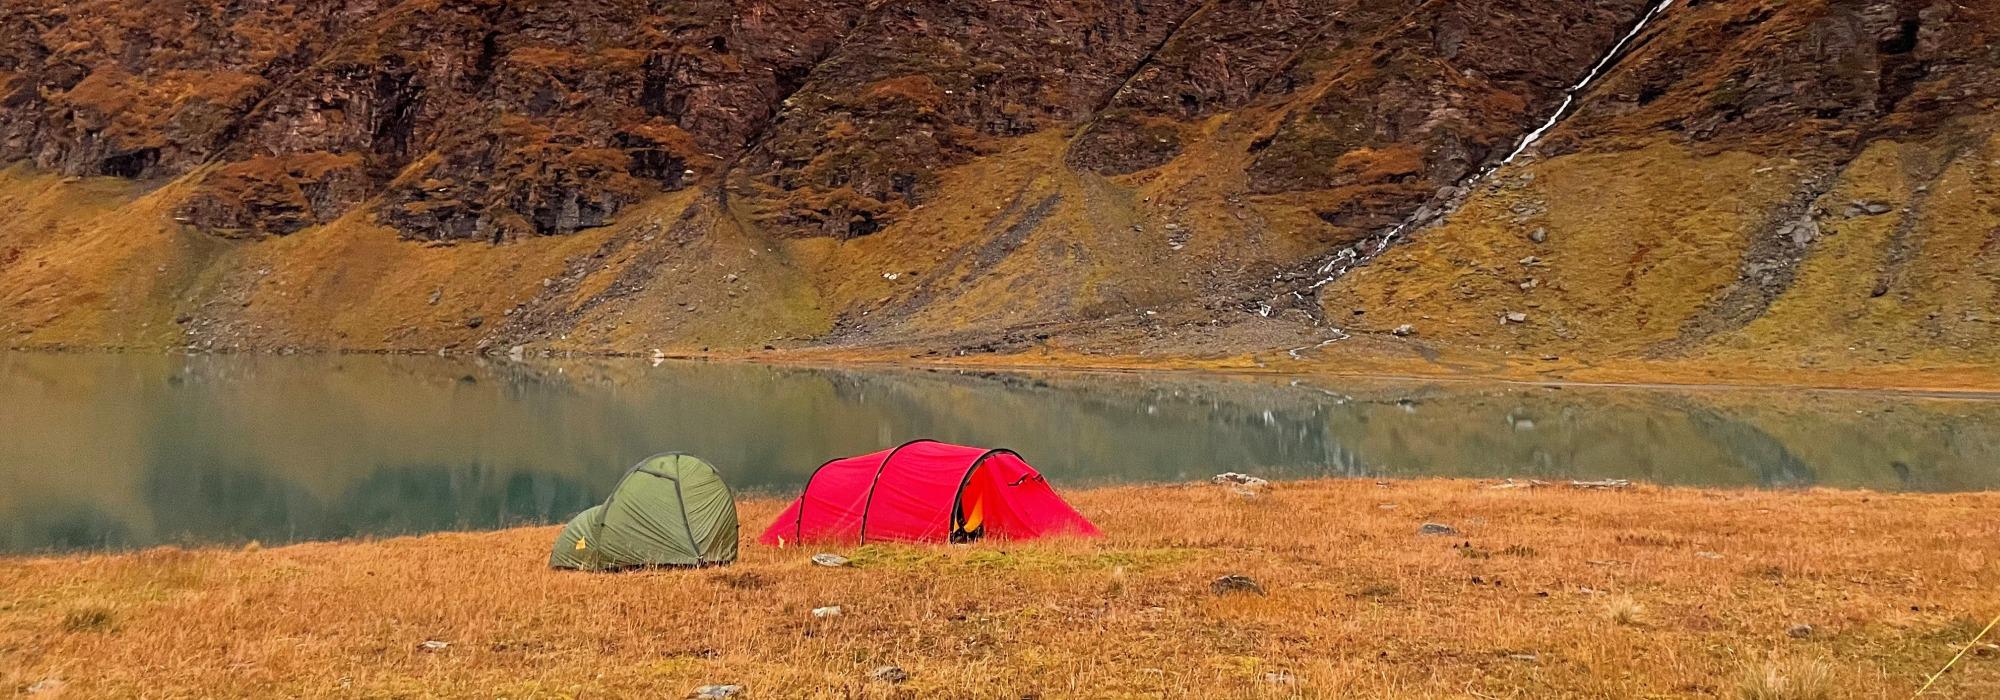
(3, 352), (1995, 553)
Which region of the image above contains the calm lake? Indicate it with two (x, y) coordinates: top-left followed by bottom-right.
(3, 352), (1996, 553)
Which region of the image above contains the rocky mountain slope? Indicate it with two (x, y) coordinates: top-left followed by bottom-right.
(1, 0), (1995, 380)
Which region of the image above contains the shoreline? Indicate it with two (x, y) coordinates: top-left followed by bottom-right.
(8, 342), (2000, 399)
(5, 478), (1997, 697)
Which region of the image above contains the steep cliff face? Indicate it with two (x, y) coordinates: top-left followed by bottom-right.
(3, 0), (1647, 245)
(1, 0), (1996, 379)
(2, 0), (869, 241)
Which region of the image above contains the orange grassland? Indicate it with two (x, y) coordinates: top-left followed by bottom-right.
(3, 479), (1998, 699)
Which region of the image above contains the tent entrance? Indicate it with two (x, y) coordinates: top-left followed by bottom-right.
(949, 450), (1017, 543)
(951, 466), (990, 543)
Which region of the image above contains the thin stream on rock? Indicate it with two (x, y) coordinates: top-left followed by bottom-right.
(1294, 0), (1679, 306)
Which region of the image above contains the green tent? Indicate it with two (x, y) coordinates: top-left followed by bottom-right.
(550, 453), (739, 570)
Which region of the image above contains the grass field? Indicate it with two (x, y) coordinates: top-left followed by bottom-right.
(4, 479), (1997, 698)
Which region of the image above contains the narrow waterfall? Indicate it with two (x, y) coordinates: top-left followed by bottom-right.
(1502, 0), (1677, 164)
(1293, 0), (1677, 303)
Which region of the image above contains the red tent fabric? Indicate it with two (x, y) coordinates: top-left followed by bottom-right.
(761, 440), (1100, 545)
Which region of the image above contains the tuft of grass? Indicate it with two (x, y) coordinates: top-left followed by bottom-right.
(1736, 658), (1834, 700)
(1616, 532), (1687, 548)
(713, 571), (769, 590)
(1606, 596), (1645, 626)
(1352, 582), (1398, 599)
(61, 605), (116, 633)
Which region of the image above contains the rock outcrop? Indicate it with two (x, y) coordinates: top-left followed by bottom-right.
(3, 0), (869, 241)
(1, 0), (1648, 243)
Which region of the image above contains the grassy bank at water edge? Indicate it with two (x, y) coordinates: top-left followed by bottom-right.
(3, 478), (1998, 698)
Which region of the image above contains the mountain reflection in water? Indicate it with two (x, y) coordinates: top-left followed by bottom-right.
(3, 353), (1994, 553)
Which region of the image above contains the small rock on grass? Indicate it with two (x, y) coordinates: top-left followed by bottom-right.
(1262, 670), (1297, 685)
(811, 605), (843, 619)
(1419, 523), (1462, 536)
(417, 640), (450, 652)
(1787, 623), (1815, 639)
(810, 553), (850, 567)
(870, 665), (909, 684)
(692, 684), (743, 699)
(25, 679), (65, 695)
(1211, 574), (1266, 596)
(1210, 472), (1269, 488)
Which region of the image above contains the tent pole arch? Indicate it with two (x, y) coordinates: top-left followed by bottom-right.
(948, 449), (1022, 536)
(664, 472), (703, 565)
(601, 452), (708, 566)
(698, 458), (739, 563)
(858, 439), (939, 543)
(789, 439), (938, 544)
(790, 457), (842, 543)
(593, 453), (675, 531)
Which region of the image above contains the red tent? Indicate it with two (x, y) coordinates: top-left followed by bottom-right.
(761, 440), (1100, 545)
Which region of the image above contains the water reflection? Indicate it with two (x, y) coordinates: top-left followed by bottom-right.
(1, 352), (1994, 553)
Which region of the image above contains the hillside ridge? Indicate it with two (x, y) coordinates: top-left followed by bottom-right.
(2, 0), (1996, 381)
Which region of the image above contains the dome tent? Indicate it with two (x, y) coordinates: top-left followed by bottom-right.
(760, 440), (1099, 546)
(551, 453), (738, 570)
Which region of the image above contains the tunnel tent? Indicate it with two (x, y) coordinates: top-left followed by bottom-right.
(550, 453), (738, 570)
(760, 440), (1100, 546)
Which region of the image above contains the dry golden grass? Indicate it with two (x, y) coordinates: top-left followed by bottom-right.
(3, 479), (1997, 698)
(1737, 658), (1836, 700)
